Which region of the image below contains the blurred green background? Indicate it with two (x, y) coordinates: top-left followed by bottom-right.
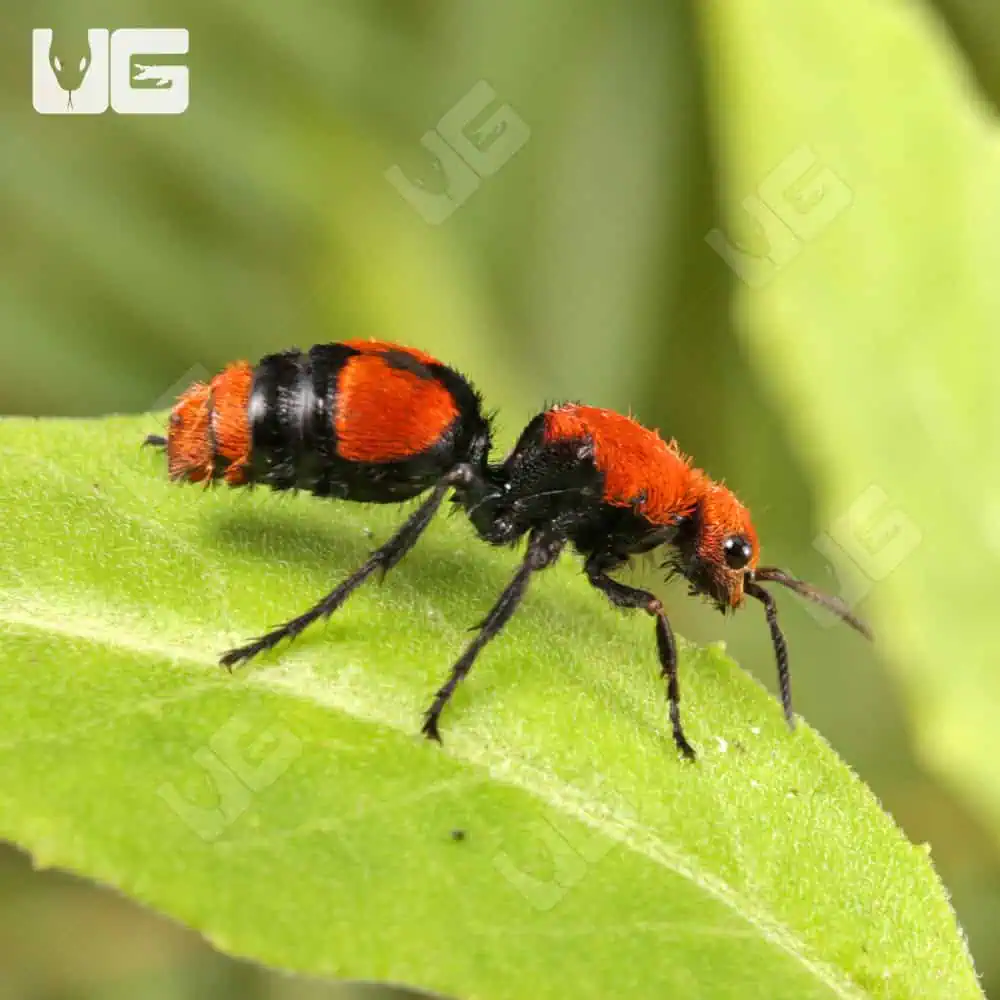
(3, 0), (1000, 997)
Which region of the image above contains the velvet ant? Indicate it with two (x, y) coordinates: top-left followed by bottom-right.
(147, 339), (872, 759)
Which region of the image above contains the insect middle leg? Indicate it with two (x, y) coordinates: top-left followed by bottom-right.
(585, 553), (695, 760)
(421, 529), (565, 742)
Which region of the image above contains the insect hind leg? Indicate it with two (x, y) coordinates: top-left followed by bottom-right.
(220, 478), (453, 670)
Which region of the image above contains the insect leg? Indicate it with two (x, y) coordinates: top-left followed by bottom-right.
(585, 555), (695, 760)
(745, 580), (794, 729)
(421, 529), (565, 742)
(220, 478), (452, 669)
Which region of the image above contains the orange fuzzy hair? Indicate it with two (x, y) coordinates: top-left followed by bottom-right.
(167, 362), (253, 485)
(334, 344), (459, 463)
(544, 404), (703, 526)
(544, 403), (760, 608)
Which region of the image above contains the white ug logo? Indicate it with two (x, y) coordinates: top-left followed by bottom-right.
(32, 28), (189, 115)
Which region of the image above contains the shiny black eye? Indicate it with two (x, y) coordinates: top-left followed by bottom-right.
(723, 535), (752, 570)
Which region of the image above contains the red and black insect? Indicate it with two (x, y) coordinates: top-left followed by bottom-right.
(147, 339), (871, 759)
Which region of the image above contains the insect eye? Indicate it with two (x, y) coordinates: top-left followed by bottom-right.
(723, 535), (753, 570)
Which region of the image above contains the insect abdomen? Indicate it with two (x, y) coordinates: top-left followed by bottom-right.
(166, 341), (486, 503)
(167, 361), (253, 485)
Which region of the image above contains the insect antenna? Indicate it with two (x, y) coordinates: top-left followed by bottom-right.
(753, 566), (874, 640)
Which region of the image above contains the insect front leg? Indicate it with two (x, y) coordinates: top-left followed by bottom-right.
(585, 552), (695, 760)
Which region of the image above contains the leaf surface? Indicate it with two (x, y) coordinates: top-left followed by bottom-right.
(0, 415), (980, 999)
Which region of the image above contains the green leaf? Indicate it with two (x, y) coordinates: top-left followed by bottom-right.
(0, 415), (979, 999)
(698, 0), (1000, 858)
